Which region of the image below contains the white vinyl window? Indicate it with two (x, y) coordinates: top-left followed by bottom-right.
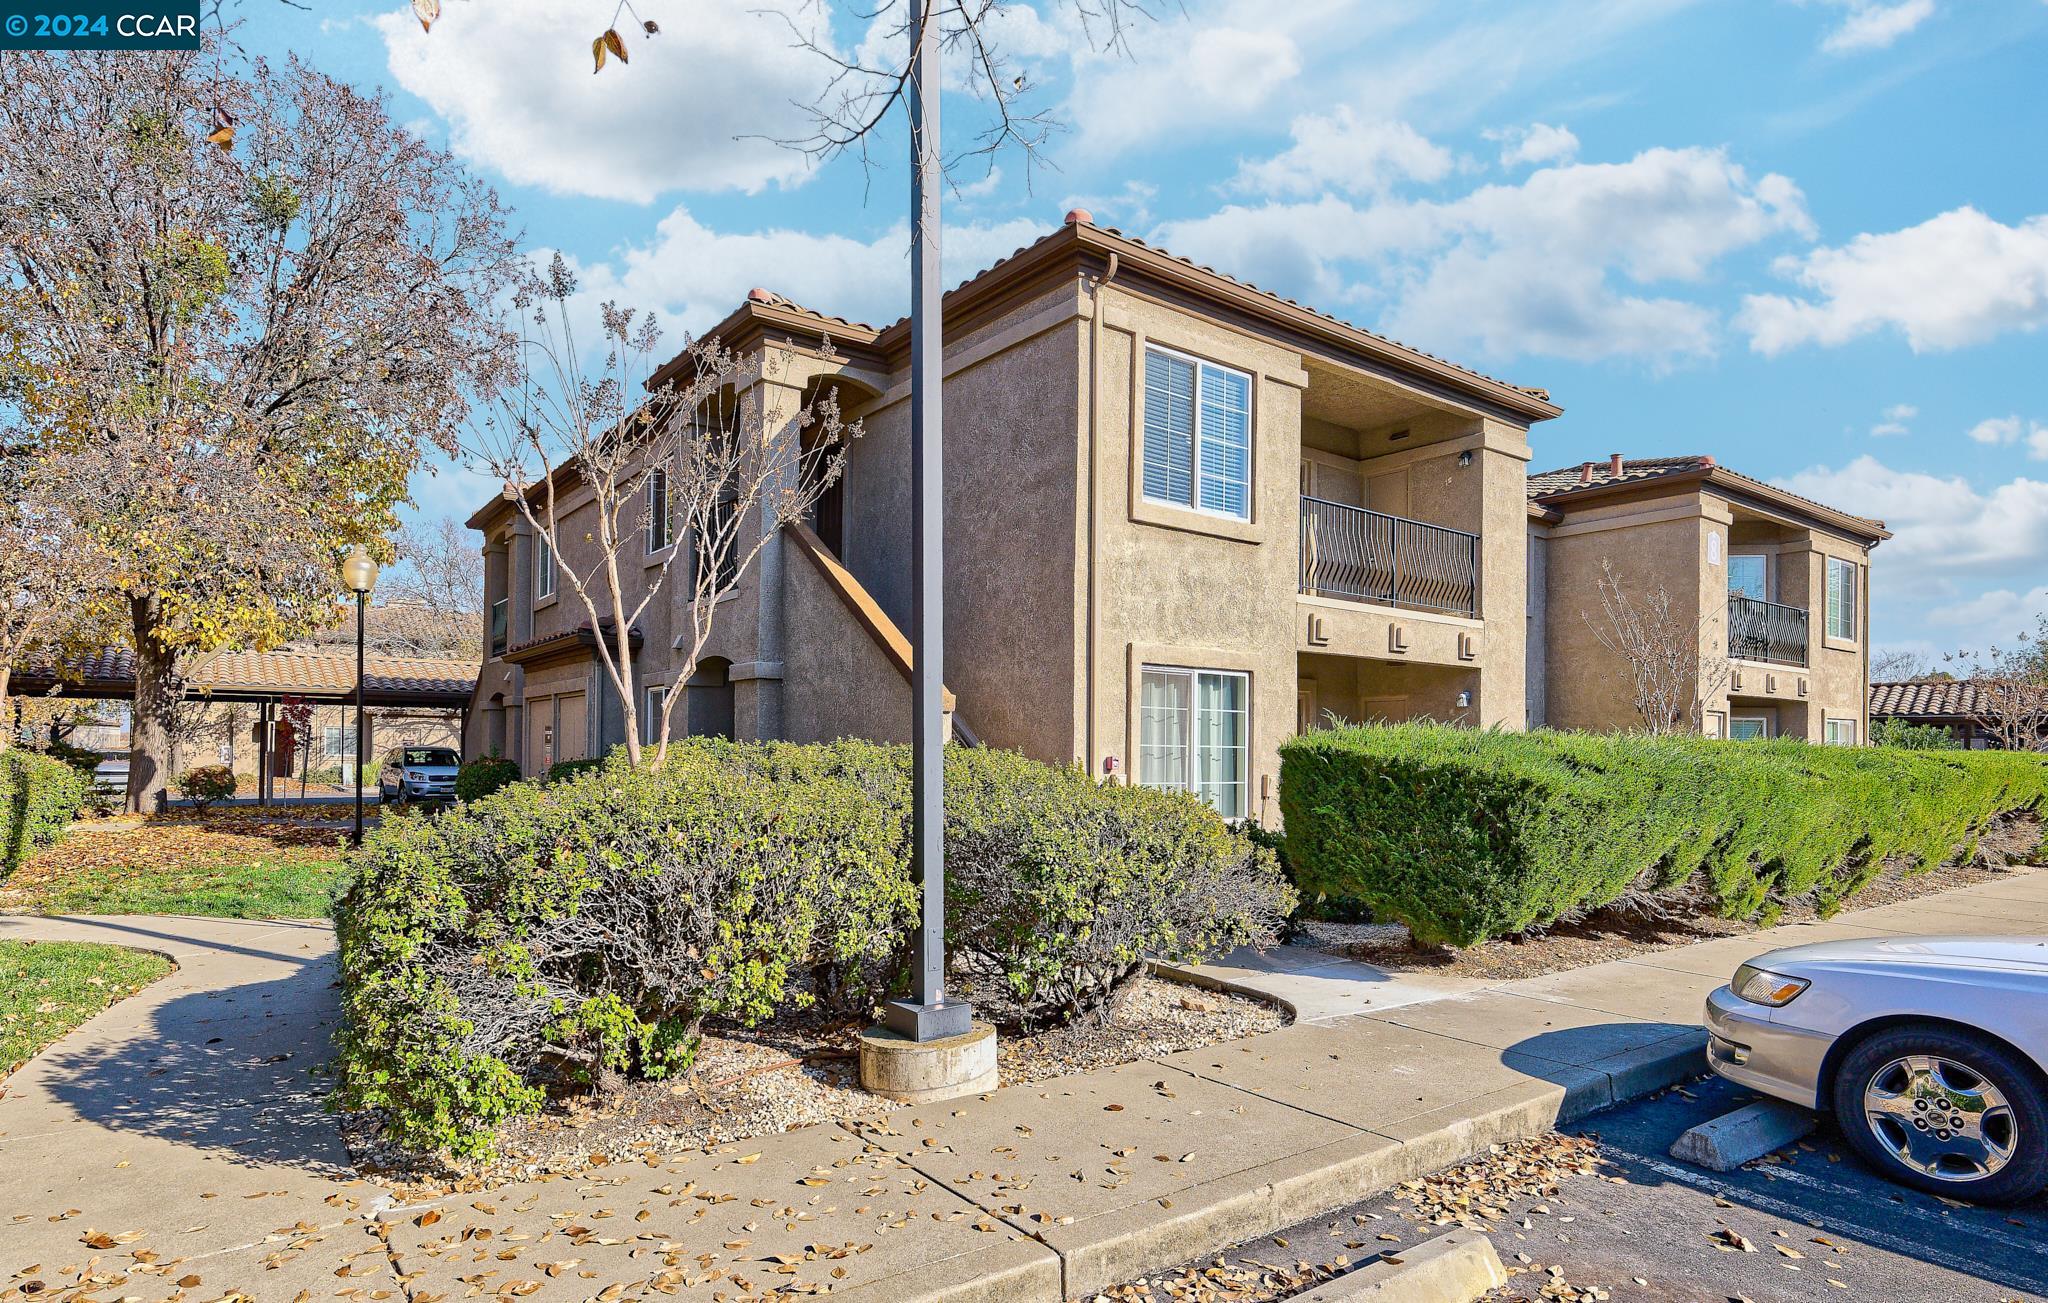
(1825, 718), (1857, 746)
(646, 469), (673, 553)
(1141, 347), (1252, 521)
(643, 685), (668, 742)
(321, 727), (358, 761)
(534, 532), (556, 601)
(1730, 715), (1770, 741)
(1826, 557), (1857, 641)
(1138, 666), (1249, 818)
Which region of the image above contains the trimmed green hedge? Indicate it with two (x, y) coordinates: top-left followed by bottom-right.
(1281, 724), (2048, 948)
(335, 740), (1291, 1159)
(2, 749), (87, 875)
(454, 755), (520, 801)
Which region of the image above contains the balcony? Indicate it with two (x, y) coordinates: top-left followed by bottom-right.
(1299, 495), (1479, 618)
(1728, 594), (1807, 668)
(489, 598), (509, 658)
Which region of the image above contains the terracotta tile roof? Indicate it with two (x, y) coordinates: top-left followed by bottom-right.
(14, 646), (476, 702)
(1870, 679), (1986, 718)
(738, 219), (1556, 409)
(1526, 455), (1716, 498)
(1526, 453), (1888, 539)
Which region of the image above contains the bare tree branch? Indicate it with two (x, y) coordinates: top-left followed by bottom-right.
(1585, 559), (1732, 736)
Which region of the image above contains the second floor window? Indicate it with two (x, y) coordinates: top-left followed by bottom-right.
(691, 497), (739, 595)
(534, 532), (555, 601)
(1826, 556), (1857, 640)
(1142, 347), (1251, 521)
(646, 469), (673, 553)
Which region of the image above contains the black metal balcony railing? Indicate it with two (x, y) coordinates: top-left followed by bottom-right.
(1728, 594), (1807, 667)
(1298, 495), (1479, 618)
(489, 597), (509, 657)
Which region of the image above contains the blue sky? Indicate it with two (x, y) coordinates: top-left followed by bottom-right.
(242, 0), (2048, 666)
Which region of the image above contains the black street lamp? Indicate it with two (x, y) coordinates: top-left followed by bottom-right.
(341, 545), (378, 846)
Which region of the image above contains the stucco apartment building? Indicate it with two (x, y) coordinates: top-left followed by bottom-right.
(468, 214), (1557, 820)
(1527, 455), (1888, 743)
(464, 214), (1885, 820)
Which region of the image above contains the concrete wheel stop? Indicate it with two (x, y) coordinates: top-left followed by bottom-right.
(858, 1020), (999, 1104)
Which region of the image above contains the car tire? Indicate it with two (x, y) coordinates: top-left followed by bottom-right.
(1831, 1023), (2048, 1204)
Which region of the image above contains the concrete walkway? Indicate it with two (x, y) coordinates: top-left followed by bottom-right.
(5, 874), (2046, 1301)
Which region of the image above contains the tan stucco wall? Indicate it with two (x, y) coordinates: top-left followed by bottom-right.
(779, 540), (914, 745)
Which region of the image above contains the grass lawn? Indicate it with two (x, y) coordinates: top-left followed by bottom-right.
(0, 940), (175, 1078)
(0, 812), (349, 919)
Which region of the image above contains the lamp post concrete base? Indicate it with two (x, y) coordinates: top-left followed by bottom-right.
(857, 1021), (998, 1104)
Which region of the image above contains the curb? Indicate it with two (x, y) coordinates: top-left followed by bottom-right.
(1146, 957), (1305, 1021)
(1292, 1230), (1508, 1301)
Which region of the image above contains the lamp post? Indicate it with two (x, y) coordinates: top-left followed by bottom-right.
(341, 545), (378, 846)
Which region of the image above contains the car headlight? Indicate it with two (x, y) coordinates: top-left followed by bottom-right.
(1732, 962), (1810, 1007)
(406, 771), (426, 781)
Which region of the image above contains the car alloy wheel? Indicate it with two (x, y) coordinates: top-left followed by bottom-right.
(1861, 1053), (2016, 1182)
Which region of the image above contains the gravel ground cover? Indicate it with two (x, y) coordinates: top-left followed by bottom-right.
(350, 975), (1285, 1189)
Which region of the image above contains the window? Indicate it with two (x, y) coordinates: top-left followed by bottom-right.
(646, 469), (673, 553)
(1727, 554), (1767, 601)
(1825, 718), (1857, 747)
(534, 532), (556, 601)
(322, 726), (358, 761)
(1137, 666), (1248, 818)
(644, 685), (668, 742)
(1730, 716), (1770, 741)
(692, 497), (739, 594)
(1704, 711), (1727, 739)
(1141, 348), (1251, 521)
(1826, 557), (1857, 641)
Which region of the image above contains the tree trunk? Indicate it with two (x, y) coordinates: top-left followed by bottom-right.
(126, 594), (176, 815)
(0, 665), (12, 753)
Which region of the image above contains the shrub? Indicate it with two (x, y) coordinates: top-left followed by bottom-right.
(335, 740), (1291, 1159)
(2, 749), (87, 874)
(1873, 717), (1960, 750)
(455, 755), (520, 802)
(1281, 724), (2048, 948)
(542, 756), (605, 784)
(177, 764), (238, 810)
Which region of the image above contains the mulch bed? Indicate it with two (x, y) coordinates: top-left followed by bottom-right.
(349, 975), (1286, 1191)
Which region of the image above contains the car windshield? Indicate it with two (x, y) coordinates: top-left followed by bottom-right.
(402, 748), (459, 767)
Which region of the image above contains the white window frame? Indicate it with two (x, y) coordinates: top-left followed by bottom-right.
(1826, 556), (1857, 642)
(1825, 717), (1857, 746)
(321, 726), (359, 761)
(1137, 664), (1250, 819)
(1140, 345), (1254, 523)
(534, 532), (556, 601)
(643, 684), (668, 743)
(646, 469), (673, 554)
(1703, 710), (1727, 739)
(1730, 713), (1771, 741)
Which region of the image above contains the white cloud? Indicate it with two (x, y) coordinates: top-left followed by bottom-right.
(556, 205), (1050, 335)
(1869, 402), (1915, 437)
(1777, 458), (2048, 620)
(1741, 207), (2048, 354)
(1065, 6), (1305, 160)
(1808, 0), (1937, 54)
(1230, 111), (1453, 199)
(1158, 145), (1811, 365)
(1926, 586), (2048, 634)
(1965, 415), (2048, 458)
(1491, 123), (1580, 167)
(376, 0), (828, 203)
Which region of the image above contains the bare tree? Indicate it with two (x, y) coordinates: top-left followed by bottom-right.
(1950, 621), (2048, 752)
(1586, 560), (1733, 735)
(383, 518), (486, 657)
(0, 448), (113, 746)
(469, 257), (855, 769)
(1872, 647), (1936, 682)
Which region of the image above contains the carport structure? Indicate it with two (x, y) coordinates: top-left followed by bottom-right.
(12, 646), (477, 805)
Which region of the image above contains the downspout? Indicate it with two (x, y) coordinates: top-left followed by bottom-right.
(1085, 250), (1119, 776)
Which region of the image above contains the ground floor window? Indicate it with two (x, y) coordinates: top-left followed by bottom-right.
(321, 725), (358, 761)
(643, 684), (668, 743)
(1825, 717), (1857, 746)
(1730, 714), (1770, 740)
(1704, 710), (1727, 739)
(1138, 665), (1248, 818)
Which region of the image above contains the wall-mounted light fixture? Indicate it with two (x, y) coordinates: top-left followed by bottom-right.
(1456, 690), (1473, 708)
(1458, 450), (1474, 467)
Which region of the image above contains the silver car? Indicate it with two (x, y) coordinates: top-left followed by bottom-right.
(377, 746), (461, 803)
(1705, 935), (2048, 1203)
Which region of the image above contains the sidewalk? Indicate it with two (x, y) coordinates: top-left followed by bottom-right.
(4, 872), (2045, 1302)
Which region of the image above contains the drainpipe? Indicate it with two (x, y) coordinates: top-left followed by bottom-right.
(1084, 233), (1118, 777)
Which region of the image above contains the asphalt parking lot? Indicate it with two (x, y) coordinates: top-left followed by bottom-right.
(1099, 1073), (2048, 1302)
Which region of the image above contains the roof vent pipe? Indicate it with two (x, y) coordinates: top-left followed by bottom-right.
(1579, 461), (1596, 484)
(1609, 452), (1625, 478)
